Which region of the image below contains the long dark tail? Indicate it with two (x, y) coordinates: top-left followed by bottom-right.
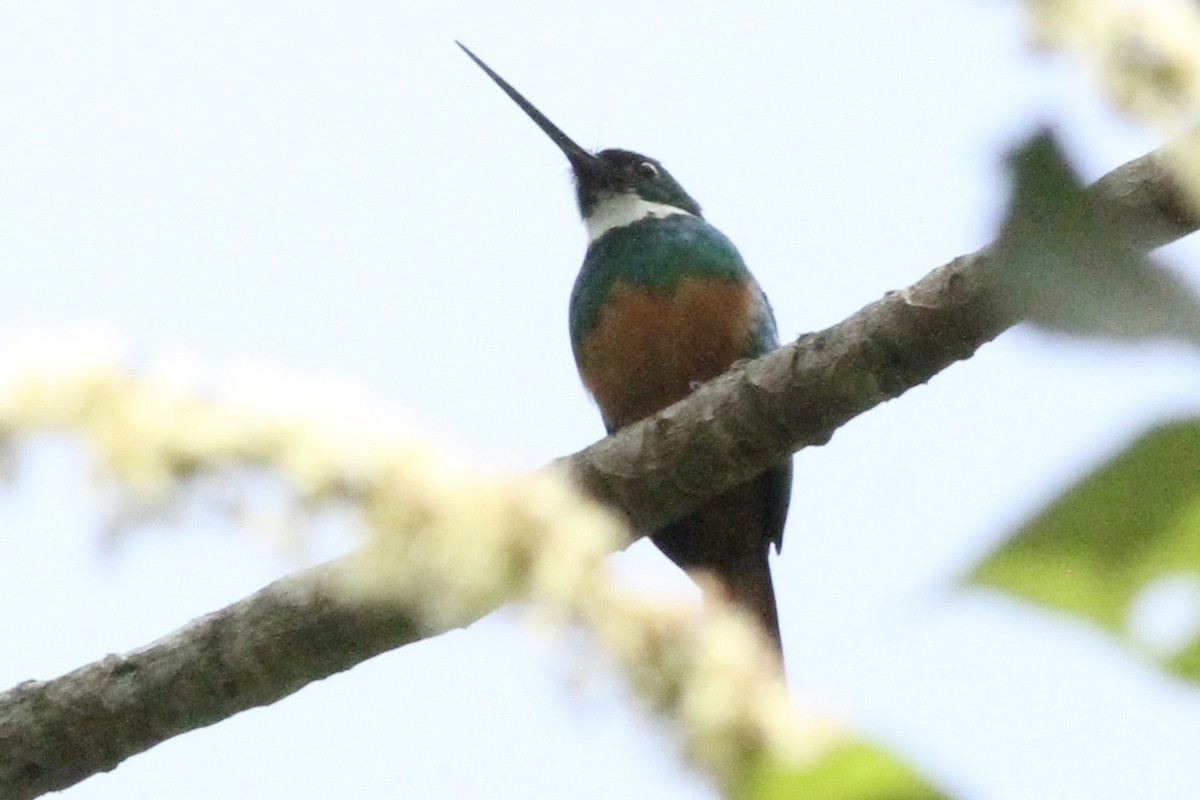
(651, 466), (790, 670)
(652, 470), (792, 671)
(706, 551), (784, 665)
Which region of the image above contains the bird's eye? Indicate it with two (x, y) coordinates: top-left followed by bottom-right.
(636, 161), (659, 179)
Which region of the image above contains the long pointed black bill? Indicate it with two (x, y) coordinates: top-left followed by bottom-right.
(457, 42), (597, 173)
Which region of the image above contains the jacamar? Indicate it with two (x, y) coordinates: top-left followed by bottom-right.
(458, 43), (793, 655)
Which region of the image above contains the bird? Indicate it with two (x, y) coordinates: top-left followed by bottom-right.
(457, 43), (792, 657)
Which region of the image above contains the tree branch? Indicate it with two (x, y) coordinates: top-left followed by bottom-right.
(0, 559), (421, 800)
(1, 141), (1195, 800)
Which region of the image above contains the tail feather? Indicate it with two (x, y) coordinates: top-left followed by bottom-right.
(704, 552), (784, 665)
(650, 466), (790, 670)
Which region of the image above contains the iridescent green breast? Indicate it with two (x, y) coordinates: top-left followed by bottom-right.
(570, 214), (755, 345)
(568, 214), (780, 432)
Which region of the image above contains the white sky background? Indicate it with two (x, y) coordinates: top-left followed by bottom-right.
(3, 2), (1200, 798)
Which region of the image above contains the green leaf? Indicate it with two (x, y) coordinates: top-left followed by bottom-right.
(739, 742), (948, 800)
(969, 419), (1200, 681)
(990, 129), (1200, 344)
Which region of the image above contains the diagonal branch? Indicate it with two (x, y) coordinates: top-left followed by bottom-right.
(0, 141), (1195, 800)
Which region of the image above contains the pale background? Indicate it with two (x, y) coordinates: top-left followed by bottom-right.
(2, 2), (1199, 798)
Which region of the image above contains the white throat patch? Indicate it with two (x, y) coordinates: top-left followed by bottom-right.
(585, 193), (694, 243)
